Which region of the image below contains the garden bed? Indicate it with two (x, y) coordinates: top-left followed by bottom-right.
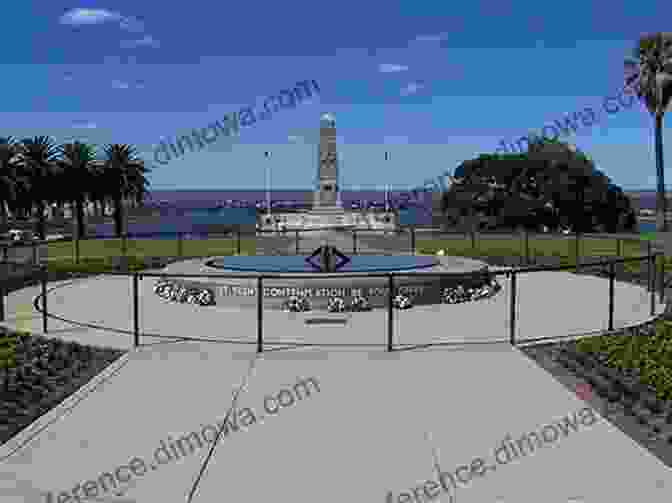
(0, 328), (124, 446)
(521, 329), (672, 469)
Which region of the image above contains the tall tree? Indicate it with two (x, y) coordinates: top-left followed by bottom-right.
(625, 32), (672, 231)
(58, 141), (98, 239)
(17, 136), (60, 240)
(445, 140), (634, 233)
(0, 137), (19, 227)
(101, 144), (151, 237)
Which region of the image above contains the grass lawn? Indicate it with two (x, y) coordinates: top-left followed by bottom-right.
(44, 237), (258, 262)
(32, 234), (672, 275)
(39, 237), (258, 273)
(416, 235), (672, 273)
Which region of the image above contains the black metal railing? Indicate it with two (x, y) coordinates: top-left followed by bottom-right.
(3, 253), (663, 354)
(0, 226), (658, 265)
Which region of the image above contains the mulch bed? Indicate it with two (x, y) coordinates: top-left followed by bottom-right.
(520, 337), (672, 469)
(0, 261), (138, 447)
(0, 328), (125, 446)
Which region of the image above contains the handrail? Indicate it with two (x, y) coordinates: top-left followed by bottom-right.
(3, 252), (663, 353)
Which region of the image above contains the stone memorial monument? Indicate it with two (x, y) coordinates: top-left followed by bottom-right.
(259, 112), (396, 230)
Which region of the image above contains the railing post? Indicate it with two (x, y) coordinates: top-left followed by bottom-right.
(237, 228), (241, 255)
(659, 254), (665, 303)
(650, 254), (656, 316)
(177, 232), (183, 258)
(387, 274), (394, 351)
(133, 272), (140, 348)
(41, 265), (48, 334)
(647, 241), (653, 303)
(616, 238), (622, 257)
(121, 233), (127, 257)
(352, 229), (357, 255)
(257, 277), (263, 353)
(608, 261), (615, 331)
(509, 270), (517, 345)
(0, 283), (4, 322)
(295, 230), (300, 254)
(75, 237), (80, 264)
(646, 241), (656, 292)
(410, 227), (416, 255)
(524, 229), (529, 265)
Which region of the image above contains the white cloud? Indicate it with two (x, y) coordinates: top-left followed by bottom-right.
(59, 9), (145, 33)
(400, 81), (425, 96)
(120, 35), (159, 49)
(71, 121), (97, 129)
(59, 8), (121, 26)
(379, 63), (408, 73)
(112, 80), (130, 89)
(413, 32), (449, 43)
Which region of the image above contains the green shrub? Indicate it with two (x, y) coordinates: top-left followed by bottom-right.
(0, 333), (19, 383)
(576, 322), (672, 400)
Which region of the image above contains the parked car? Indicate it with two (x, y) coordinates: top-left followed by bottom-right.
(3, 229), (35, 243)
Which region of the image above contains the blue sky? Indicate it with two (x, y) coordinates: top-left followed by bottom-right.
(2, 1), (672, 192)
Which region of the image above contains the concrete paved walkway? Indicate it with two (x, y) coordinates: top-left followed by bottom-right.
(1, 341), (671, 503)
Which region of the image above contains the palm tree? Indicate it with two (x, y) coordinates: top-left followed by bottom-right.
(0, 137), (20, 228)
(625, 32), (672, 232)
(58, 142), (98, 239)
(101, 144), (151, 237)
(88, 159), (112, 219)
(16, 136), (61, 240)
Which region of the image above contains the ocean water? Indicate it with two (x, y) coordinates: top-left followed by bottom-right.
(143, 189), (663, 208)
(91, 190), (652, 237)
(96, 217), (653, 238)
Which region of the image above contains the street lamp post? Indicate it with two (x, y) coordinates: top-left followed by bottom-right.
(384, 152), (390, 214)
(264, 151), (272, 221)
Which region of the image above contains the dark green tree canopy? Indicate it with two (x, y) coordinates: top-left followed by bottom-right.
(443, 139), (636, 232)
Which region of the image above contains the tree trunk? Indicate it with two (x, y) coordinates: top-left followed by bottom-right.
(655, 113), (667, 232)
(113, 197), (124, 238)
(35, 201), (46, 240)
(74, 199), (86, 239)
(0, 201), (7, 227)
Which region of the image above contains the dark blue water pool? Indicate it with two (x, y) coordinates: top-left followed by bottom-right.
(206, 255), (438, 273)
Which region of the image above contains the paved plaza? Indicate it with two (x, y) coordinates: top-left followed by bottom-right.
(0, 233), (671, 502)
